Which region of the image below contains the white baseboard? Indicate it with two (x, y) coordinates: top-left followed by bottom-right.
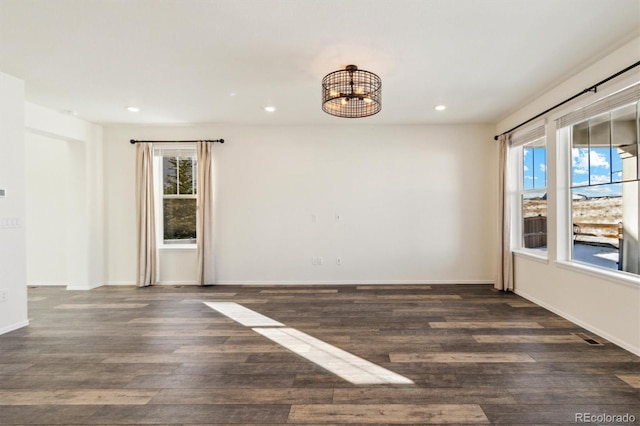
(156, 281), (198, 286)
(102, 279), (493, 287)
(215, 280), (494, 286)
(104, 281), (136, 286)
(28, 282), (67, 287)
(514, 288), (640, 357)
(66, 282), (103, 291)
(0, 319), (29, 335)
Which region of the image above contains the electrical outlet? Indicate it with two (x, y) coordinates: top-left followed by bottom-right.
(0, 289), (8, 302)
(0, 217), (21, 229)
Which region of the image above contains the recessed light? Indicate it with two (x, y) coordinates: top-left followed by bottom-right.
(127, 106), (140, 112)
(229, 92), (237, 97)
(264, 106), (276, 112)
(435, 105), (447, 111)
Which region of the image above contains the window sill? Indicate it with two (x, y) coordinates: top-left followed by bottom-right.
(513, 249), (549, 264)
(159, 245), (197, 251)
(555, 260), (640, 289)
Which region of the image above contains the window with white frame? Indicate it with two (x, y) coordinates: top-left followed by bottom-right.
(558, 84), (640, 275)
(154, 147), (198, 245)
(511, 125), (547, 252)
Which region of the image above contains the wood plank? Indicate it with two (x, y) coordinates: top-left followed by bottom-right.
(616, 374), (640, 388)
(473, 334), (584, 343)
(288, 404), (489, 424)
(390, 352), (536, 363)
(54, 303), (148, 309)
(430, 321), (543, 329)
(377, 295), (462, 300)
(357, 285), (432, 290)
(174, 344), (285, 353)
(332, 388), (516, 404)
(0, 389), (157, 405)
(149, 387), (333, 404)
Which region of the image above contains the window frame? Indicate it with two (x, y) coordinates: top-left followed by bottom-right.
(153, 145), (198, 249)
(554, 82), (640, 279)
(510, 125), (548, 258)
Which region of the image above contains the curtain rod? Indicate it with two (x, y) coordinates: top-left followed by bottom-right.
(494, 60), (640, 141)
(130, 139), (224, 144)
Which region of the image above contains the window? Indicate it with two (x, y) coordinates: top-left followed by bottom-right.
(155, 148), (197, 245)
(557, 83), (640, 275)
(521, 137), (547, 251)
(511, 124), (547, 253)
(569, 103), (638, 273)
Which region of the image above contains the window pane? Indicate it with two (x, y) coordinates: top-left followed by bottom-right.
(163, 157), (178, 195)
(522, 191), (547, 250)
(532, 147), (546, 189)
(572, 121), (589, 187)
(571, 184), (623, 272)
(193, 160), (198, 195)
(523, 146), (534, 191)
(611, 103), (637, 182)
(163, 198), (196, 242)
(588, 147), (611, 185)
(178, 157), (196, 195)
(589, 113), (611, 186)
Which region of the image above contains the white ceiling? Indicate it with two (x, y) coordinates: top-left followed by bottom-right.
(1, 0), (639, 126)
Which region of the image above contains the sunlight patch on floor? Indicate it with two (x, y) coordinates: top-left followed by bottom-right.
(204, 302), (284, 327)
(204, 301), (413, 385)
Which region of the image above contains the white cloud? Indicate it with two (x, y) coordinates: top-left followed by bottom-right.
(590, 151), (610, 168)
(572, 148), (609, 174)
(589, 174), (611, 185)
(580, 185), (622, 197)
(523, 165), (529, 172)
(540, 163), (546, 172)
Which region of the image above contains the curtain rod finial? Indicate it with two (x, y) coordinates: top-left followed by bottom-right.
(130, 139), (136, 144)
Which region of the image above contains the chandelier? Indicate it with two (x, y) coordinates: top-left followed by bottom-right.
(322, 65), (381, 118)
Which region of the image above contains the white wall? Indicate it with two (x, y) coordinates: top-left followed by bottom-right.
(498, 37), (640, 355)
(24, 103), (104, 290)
(0, 72), (28, 334)
(25, 133), (68, 285)
(104, 124), (497, 285)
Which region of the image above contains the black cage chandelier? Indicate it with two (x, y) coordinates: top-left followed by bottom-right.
(322, 65), (381, 118)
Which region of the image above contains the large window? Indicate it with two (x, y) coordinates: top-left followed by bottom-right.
(155, 148), (198, 245)
(564, 93), (639, 274)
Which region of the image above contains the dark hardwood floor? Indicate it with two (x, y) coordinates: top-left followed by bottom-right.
(0, 284), (638, 424)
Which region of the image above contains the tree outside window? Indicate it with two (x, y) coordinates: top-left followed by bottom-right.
(162, 156), (197, 244)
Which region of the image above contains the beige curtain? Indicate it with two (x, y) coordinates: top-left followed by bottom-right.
(135, 142), (157, 287)
(495, 134), (514, 291)
(196, 141), (216, 285)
